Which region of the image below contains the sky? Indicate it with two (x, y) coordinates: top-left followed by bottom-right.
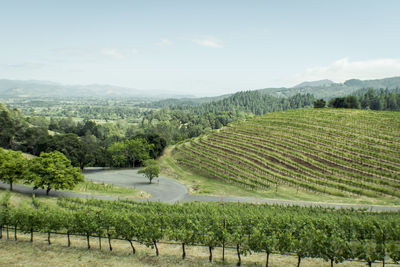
(1, 0), (400, 96)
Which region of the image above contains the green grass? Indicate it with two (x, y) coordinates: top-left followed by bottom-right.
(0, 190), (58, 207)
(66, 180), (150, 199)
(1, 180), (150, 200)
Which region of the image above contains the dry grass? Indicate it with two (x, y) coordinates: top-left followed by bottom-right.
(1, 231), (394, 267)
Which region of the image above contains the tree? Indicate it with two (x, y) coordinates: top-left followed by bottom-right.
(133, 133), (167, 158)
(0, 110), (16, 148)
(0, 148), (28, 191)
(343, 96), (360, 109)
(107, 141), (127, 167)
(138, 159), (160, 184)
(313, 99), (326, 108)
(125, 138), (152, 167)
(18, 126), (49, 155)
(107, 138), (153, 168)
(328, 96), (360, 109)
(28, 151), (84, 195)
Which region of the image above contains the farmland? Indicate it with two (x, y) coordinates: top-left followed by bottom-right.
(1, 108), (400, 266)
(173, 109), (400, 200)
(1, 192), (400, 267)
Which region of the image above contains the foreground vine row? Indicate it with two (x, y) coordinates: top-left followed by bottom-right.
(1, 193), (399, 267)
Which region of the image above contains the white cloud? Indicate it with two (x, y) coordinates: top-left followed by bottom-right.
(100, 48), (125, 59)
(294, 58), (400, 83)
(4, 61), (46, 69)
(156, 39), (173, 46)
(192, 36), (224, 48)
(131, 48), (139, 55)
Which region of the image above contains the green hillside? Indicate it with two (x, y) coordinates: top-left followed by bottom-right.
(259, 76), (400, 99)
(173, 109), (400, 199)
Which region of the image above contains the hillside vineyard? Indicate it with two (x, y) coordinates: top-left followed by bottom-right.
(175, 109), (400, 197)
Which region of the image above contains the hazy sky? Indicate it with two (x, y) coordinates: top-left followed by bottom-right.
(1, 0), (400, 96)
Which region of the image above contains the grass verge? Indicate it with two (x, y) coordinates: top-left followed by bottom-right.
(0, 180), (150, 200)
(66, 180), (150, 199)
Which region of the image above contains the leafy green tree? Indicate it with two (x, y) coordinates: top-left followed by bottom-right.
(28, 151), (84, 195)
(138, 159), (160, 184)
(126, 138), (152, 167)
(0, 148), (28, 191)
(328, 96), (360, 109)
(18, 126), (49, 155)
(107, 138), (153, 168)
(313, 99), (326, 108)
(0, 110), (16, 148)
(133, 133), (167, 158)
(107, 141), (127, 167)
(0, 105), (27, 149)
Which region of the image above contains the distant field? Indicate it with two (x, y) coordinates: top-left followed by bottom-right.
(173, 109), (400, 200)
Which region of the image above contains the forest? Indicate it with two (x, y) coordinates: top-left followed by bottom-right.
(1, 88), (399, 170)
(0, 91), (315, 168)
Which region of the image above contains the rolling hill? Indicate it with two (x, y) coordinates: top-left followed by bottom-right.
(142, 76), (400, 107)
(2, 76), (400, 104)
(173, 109), (400, 198)
(0, 79), (192, 99)
(258, 76), (400, 99)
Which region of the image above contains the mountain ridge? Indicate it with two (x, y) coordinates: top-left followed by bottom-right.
(293, 79), (335, 88)
(0, 79), (193, 99)
(1, 76), (400, 100)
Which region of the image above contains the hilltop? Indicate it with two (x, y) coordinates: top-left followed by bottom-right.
(1, 76), (400, 102)
(293, 79), (335, 88)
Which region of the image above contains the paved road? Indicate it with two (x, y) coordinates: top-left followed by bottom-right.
(85, 169), (188, 203)
(0, 182), (124, 201)
(1, 169), (400, 211)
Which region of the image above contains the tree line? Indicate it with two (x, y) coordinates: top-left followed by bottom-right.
(0, 103), (166, 169)
(141, 92), (315, 143)
(314, 88), (400, 110)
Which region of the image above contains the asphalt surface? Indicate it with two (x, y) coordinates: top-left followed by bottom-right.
(1, 168), (400, 211)
(85, 168), (188, 203)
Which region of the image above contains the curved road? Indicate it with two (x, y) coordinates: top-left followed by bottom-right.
(84, 169), (400, 211)
(85, 169), (188, 203)
(1, 169), (399, 211)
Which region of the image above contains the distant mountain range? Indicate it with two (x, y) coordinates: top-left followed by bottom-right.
(1, 76), (400, 100)
(0, 79), (193, 99)
(259, 76), (400, 99)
